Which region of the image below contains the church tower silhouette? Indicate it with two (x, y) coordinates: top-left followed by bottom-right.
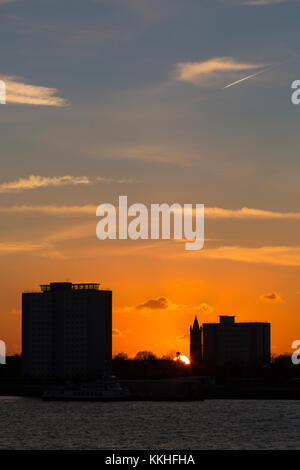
(190, 316), (202, 365)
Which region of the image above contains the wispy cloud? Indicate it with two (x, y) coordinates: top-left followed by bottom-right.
(205, 207), (300, 219)
(47, 222), (95, 242)
(164, 206), (300, 220)
(0, 174), (134, 194)
(122, 297), (214, 320)
(89, 143), (187, 164)
(0, 75), (68, 106)
(112, 329), (122, 336)
(0, 204), (97, 214)
(194, 303), (214, 314)
(136, 296), (170, 310)
(72, 241), (300, 268)
(1, 204), (300, 220)
(0, 238), (67, 259)
(0, 241), (48, 254)
(260, 292), (284, 303)
(95, 176), (134, 184)
(199, 245), (300, 267)
(112, 328), (131, 337)
(173, 57), (262, 85)
(0, 175), (91, 193)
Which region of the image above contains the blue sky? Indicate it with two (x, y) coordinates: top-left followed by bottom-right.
(1, 0), (300, 207)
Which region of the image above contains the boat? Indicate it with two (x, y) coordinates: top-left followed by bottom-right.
(42, 377), (130, 401)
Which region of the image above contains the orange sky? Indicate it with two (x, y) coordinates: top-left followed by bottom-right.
(0, 217), (299, 358)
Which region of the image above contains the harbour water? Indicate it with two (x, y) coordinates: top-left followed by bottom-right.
(0, 397), (299, 449)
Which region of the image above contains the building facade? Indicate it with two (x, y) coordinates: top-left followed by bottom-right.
(190, 315), (270, 367)
(22, 282), (112, 378)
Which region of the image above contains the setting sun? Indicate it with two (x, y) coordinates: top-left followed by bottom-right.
(174, 354), (190, 365)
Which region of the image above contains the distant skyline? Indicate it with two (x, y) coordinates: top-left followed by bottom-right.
(0, 0), (300, 357)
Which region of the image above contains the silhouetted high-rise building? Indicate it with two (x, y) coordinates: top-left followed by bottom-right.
(22, 282), (112, 378)
(190, 315), (270, 367)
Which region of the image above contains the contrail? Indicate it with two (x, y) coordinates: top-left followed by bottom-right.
(223, 68), (271, 89)
(223, 56), (300, 89)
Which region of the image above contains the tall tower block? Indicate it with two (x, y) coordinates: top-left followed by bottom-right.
(22, 282), (112, 379)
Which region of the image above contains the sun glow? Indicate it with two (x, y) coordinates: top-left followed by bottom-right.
(174, 354), (190, 365)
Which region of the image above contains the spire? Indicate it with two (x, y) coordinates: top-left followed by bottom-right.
(192, 315), (200, 331)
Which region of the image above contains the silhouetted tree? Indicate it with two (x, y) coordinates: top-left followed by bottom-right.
(113, 352), (128, 361)
(268, 354), (299, 382)
(135, 351), (157, 361)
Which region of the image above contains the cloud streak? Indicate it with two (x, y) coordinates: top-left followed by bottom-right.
(173, 57), (262, 85)
(1, 204), (300, 220)
(199, 245), (300, 267)
(205, 207), (300, 219)
(194, 303), (214, 314)
(0, 241), (48, 254)
(0, 204), (97, 214)
(0, 75), (68, 106)
(123, 296), (212, 317)
(136, 297), (170, 310)
(0, 241), (66, 260)
(260, 292), (284, 303)
(0, 174), (134, 194)
(0, 175), (91, 193)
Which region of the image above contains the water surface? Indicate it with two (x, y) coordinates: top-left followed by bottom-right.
(0, 397), (298, 449)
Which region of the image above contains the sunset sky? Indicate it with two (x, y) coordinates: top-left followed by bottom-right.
(0, 0), (300, 358)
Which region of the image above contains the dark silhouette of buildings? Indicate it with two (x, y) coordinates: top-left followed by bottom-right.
(22, 282), (112, 378)
(190, 315), (270, 367)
